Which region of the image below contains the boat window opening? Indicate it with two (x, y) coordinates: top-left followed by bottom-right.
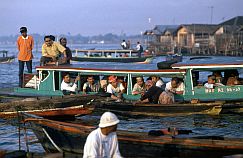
(54, 72), (60, 90)
(41, 71), (49, 81)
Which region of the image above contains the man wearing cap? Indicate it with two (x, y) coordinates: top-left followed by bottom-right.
(17, 27), (34, 87)
(40, 35), (67, 66)
(106, 76), (125, 101)
(83, 112), (122, 158)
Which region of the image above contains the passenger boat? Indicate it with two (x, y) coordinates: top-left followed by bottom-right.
(23, 113), (243, 157)
(72, 49), (153, 63)
(0, 95), (96, 119)
(14, 58), (243, 116)
(157, 53), (182, 69)
(0, 50), (15, 63)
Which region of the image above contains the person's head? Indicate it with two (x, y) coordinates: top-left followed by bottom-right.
(49, 35), (56, 41)
(44, 35), (53, 47)
(122, 40), (125, 42)
(62, 73), (71, 83)
(207, 75), (216, 84)
(212, 71), (222, 77)
(171, 77), (180, 88)
(60, 37), (67, 47)
(87, 76), (94, 84)
(151, 75), (159, 83)
(20, 27), (27, 37)
(109, 76), (118, 88)
(145, 80), (153, 90)
(137, 41), (140, 44)
(99, 112), (119, 135)
(136, 77), (144, 86)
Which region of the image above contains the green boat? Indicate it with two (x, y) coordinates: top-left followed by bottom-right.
(13, 58), (243, 116)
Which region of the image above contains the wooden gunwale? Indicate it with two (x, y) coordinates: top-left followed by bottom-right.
(24, 117), (243, 150)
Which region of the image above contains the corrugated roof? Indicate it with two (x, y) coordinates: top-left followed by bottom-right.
(177, 24), (219, 34)
(220, 16), (243, 26)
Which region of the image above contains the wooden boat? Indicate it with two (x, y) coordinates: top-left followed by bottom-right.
(0, 50), (15, 63)
(0, 95), (98, 119)
(72, 49), (153, 63)
(23, 113), (243, 157)
(157, 53), (182, 69)
(13, 58), (243, 116)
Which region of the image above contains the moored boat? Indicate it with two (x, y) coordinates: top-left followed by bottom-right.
(157, 53), (183, 69)
(72, 49), (153, 63)
(23, 113), (243, 157)
(0, 50), (15, 63)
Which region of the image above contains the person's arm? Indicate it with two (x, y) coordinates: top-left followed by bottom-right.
(83, 133), (99, 158)
(111, 134), (123, 158)
(17, 37), (20, 51)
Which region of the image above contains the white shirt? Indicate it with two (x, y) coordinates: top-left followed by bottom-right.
(83, 128), (122, 158)
(165, 81), (184, 93)
(106, 83), (125, 94)
(121, 42), (127, 49)
(136, 44), (141, 51)
(60, 80), (77, 92)
(204, 83), (214, 89)
(156, 79), (164, 88)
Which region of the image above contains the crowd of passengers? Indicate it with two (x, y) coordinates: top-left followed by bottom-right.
(193, 70), (243, 88)
(60, 73), (185, 104)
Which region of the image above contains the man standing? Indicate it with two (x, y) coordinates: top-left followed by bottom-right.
(121, 40), (127, 49)
(83, 112), (122, 158)
(136, 41), (143, 58)
(40, 35), (67, 66)
(17, 27), (34, 87)
(59, 37), (72, 64)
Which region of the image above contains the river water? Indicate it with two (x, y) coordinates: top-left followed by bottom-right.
(0, 44), (243, 154)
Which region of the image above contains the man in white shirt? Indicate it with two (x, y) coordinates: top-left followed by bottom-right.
(83, 112), (122, 158)
(60, 73), (80, 95)
(151, 75), (164, 88)
(121, 40), (127, 49)
(106, 76), (125, 101)
(165, 77), (184, 94)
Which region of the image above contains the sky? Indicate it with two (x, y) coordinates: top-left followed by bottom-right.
(0, 0), (242, 36)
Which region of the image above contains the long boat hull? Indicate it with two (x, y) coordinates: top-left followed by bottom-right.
(0, 95), (99, 119)
(71, 56), (153, 63)
(0, 56), (15, 63)
(94, 101), (223, 117)
(23, 114), (243, 158)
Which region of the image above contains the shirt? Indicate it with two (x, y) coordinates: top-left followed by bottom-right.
(156, 79), (164, 88)
(140, 86), (163, 104)
(107, 83), (124, 94)
(165, 81), (185, 93)
(42, 42), (66, 57)
(60, 80), (77, 92)
(204, 83), (214, 89)
(83, 128), (122, 158)
(132, 83), (145, 95)
(83, 82), (100, 92)
(17, 35), (34, 61)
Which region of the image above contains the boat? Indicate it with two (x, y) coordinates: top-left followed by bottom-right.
(13, 57), (243, 116)
(0, 95), (98, 119)
(72, 49), (153, 63)
(0, 50), (15, 63)
(22, 113), (243, 157)
(157, 53), (182, 69)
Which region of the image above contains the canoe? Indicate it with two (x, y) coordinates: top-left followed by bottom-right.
(0, 50), (15, 63)
(23, 113), (243, 158)
(0, 95), (100, 119)
(157, 53), (182, 69)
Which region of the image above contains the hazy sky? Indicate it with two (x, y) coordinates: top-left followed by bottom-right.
(0, 0), (242, 36)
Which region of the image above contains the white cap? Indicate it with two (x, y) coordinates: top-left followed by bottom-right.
(99, 112), (120, 128)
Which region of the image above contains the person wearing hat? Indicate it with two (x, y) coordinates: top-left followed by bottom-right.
(135, 80), (164, 104)
(83, 112), (122, 158)
(17, 27), (34, 87)
(106, 75), (125, 101)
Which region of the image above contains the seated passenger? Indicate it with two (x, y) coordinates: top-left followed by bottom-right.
(132, 77), (145, 95)
(165, 77), (184, 94)
(204, 75), (216, 89)
(212, 71), (223, 84)
(151, 75), (164, 88)
(135, 80), (163, 104)
(40, 35), (67, 66)
(226, 76), (240, 86)
(61, 73), (80, 95)
(106, 76), (125, 101)
(83, 76), (100, 94)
